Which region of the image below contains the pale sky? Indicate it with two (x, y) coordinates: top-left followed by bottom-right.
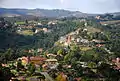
(0, 0), (120, 13)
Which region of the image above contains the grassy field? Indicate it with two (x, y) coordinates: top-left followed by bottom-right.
(100, 20), (120, 25)
(80, 46), (92, 51)
(87, 26), (101, 33)
(18, 30), (34, 36)
(16, 21), (25, 25)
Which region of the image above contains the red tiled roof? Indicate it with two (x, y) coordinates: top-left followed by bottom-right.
(22, 56), (47, 61)
(2, 64), (7, 67)
(30, 56), (46, 61)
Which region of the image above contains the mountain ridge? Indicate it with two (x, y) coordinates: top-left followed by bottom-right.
(0, 8), (95, 18)
(0, 8), (120, 18)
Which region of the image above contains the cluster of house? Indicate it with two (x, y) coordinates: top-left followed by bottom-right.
(48, 20), (57, 25)
(58, 28), (105, 48)
(18, 55), (58, 71)
(24, 48), (43, 53)
(95, 15), (101, 20)
(1, 54), (58, 71)
(16, 20), (57, 34)
(58, 28), (83, 46)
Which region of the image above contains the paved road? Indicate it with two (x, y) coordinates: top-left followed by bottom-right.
(41, 72), (55, 81)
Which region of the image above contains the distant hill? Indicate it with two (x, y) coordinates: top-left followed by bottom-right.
(0, 8), (95, 18)
(111, 12), (120, 16)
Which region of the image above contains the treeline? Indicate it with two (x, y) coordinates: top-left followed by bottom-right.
(103, 24), (120, 57)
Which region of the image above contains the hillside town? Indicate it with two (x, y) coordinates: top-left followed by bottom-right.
(0, 13), (120, 81)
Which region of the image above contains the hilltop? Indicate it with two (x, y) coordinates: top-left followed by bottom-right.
(0, 8), (96, 18)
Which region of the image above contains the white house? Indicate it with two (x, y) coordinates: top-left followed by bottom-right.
(35, 29), (38, 33)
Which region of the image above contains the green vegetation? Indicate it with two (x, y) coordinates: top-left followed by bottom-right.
(0, 16), (120, 81)
(0, 17), (86, 50)
(16, 21), (25, 25)
(18, 30), (34, 36)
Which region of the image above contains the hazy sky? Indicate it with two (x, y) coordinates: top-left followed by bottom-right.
(0, 0), (120, 13)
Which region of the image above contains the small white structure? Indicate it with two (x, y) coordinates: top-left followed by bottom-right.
(64, 42), (69, 46)
(103, 24), (108, 26)
(69, 32), (76, 35)
(35, 29), (38, 33)
(17, 27), (22, 32)
(116, 58), (120, 63)
(48, 21), (56, 25)
(80, 39), (89, 43)
(76, 38), (80, 43)
(38, 23), (42, 25)
(59, 36), (66, 43)
(71, 37), (75, 41)
(45, 59), (57, 62)
(76, 29), (80, 34)
(92, 39), (103, 43)
(46, 54), (57, 58)
(17, 30), (21, 32)
(14, 23), (17, 26)
(37, 48), (43, 52)
(84, 22), (88, 27)
(43, 28), (48, 32)
(83, 28), (88, 32)
(45, 59), (58, 69)
(80, 19), (86, 22)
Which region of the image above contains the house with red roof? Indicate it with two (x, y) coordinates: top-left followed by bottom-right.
(21, 56), (46, 65)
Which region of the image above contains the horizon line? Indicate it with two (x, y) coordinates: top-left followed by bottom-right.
(0, 7), (119, 14)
